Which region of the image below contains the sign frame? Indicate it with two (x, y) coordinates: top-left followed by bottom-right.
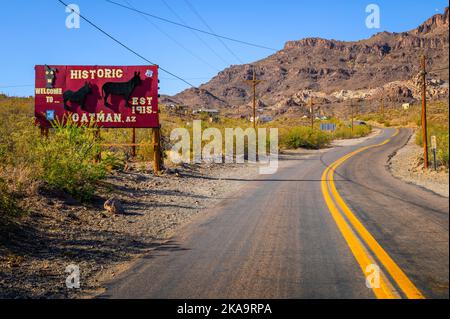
(34, 65), (159, 129)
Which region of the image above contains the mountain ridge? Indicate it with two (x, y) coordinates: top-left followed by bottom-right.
(164, 7), (449, 117)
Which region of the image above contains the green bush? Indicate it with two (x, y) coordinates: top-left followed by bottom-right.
(1, 97), (121, 204)
(280, 127), (332, 149)
(31, 120), (109, 201)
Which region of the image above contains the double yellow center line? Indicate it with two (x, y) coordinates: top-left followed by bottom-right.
(321, 129), (425, 299)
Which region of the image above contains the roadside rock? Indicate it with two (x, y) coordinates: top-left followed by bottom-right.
(104, 198), (124, 215)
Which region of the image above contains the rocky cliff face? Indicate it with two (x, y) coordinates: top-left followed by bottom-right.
(167, 7), (449, 116)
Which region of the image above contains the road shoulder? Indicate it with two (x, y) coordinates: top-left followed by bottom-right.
(388, 130), (449, 198)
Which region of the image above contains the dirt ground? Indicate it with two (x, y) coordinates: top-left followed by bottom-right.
(389, 131), (449, 198)
(0, 162), (261, 298)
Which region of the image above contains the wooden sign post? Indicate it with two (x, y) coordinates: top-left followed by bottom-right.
(94, 128), (102, 163)
(153, 127), (162, 173)
(131, 128), (136, 158)
(40, 126), (49, 138)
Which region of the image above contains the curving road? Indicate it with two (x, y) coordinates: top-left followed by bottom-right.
(102, 128), (449, 299)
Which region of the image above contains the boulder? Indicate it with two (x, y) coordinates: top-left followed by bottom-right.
(104, 198), (124, 215)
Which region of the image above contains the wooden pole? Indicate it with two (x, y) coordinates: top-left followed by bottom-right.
(94, 128), (101, 163)
(131, 128), (136, 158)
(350, 100), (354, 133)
(310, 97), (314, 129)
(421, 55), (429, 169)
(245, 68), (262, 130)
(40, 126), (49, 138)
(153, 127), (162, 173)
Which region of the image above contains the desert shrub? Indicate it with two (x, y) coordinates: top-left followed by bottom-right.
(0, 96), (125, 204)
(29, 120), (110, 201)
(101, 150), (126, 171)
(333, 124), (372, 139)
(280, 127), (332, 149)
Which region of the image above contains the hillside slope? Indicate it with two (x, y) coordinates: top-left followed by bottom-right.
(166, 7), (449, 117)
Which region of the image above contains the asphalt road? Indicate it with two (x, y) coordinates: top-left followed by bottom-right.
(102, 128), (449, 299)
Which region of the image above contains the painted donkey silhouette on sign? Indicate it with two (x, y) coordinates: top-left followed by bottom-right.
(102, 72), (142, 107)
(63, 81), (92, 110)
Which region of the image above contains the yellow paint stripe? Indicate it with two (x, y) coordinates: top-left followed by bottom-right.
(321, 166), (399, 299)
(327, 129), (425, 299)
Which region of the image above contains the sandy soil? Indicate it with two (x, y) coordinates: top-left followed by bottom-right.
(389, 131), (449, 198)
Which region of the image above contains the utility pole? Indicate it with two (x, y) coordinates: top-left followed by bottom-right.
(380, 98), (385, 120)
(421, 54), (429, 169)
(310, 97), (314, 129)
(245, 68), (262, 129)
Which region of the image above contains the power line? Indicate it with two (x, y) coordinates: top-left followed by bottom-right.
(183, 0), (243, 64)
(106, 0), (278, 52)
(124, 0), (219, 72)
(57, 0), (195, 87)
(160, 0), (231, 66)
(0, 84), (34, 89)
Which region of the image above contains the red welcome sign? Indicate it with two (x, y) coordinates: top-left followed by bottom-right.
(35, 65), (159, 128)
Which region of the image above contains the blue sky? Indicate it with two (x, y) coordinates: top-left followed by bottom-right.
(0, 0), (448, 96)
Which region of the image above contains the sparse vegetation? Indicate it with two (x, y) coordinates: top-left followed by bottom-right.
(280, 127), (332, 149)
(333, 124), (372, 140)
(0, 96), (118, 206)
(0, 94), (379, 217)
(361, 101), (449, 168)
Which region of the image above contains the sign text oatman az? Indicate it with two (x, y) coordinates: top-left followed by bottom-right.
(34, 65), (159, 128)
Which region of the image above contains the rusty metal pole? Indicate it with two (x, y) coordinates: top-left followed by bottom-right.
(421, 55), (429, 169)
(153, 127), (162, 173)
(131, 128), (136, 158)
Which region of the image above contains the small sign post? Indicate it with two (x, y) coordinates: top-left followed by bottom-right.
(431, 135), (437, 171)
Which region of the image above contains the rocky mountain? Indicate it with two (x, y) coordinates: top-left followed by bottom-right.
(165, 7), (449, 117)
